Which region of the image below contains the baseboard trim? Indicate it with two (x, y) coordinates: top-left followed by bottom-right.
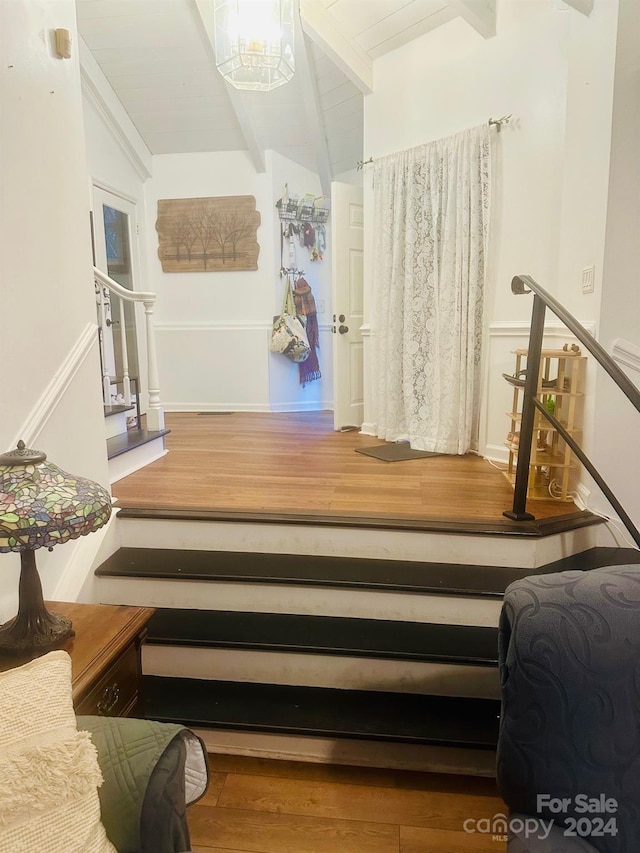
(270, 401), (333, 413)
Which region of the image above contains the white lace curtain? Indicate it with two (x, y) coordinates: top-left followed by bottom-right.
(373, 124), (491, 454)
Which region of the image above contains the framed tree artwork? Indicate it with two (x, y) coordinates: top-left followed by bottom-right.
(156, 195), (261, 272)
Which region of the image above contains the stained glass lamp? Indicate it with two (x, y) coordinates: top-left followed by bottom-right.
(0, 441), (112, 653)
(213, 0), (295, 92)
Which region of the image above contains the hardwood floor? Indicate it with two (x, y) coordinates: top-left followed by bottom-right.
(113, 411), (576, 524)
(189, 755), (507, 853)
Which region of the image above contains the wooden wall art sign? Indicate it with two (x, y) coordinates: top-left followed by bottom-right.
(156, 195), (260, 272)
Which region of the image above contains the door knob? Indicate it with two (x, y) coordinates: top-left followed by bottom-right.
(338, 314), (346, 322)
(338, 324), (349, 334)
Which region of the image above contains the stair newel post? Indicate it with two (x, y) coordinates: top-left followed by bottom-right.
(143, 297), (164, 431)
(118, 292), (132, 406)
(503, 294), (546, 522)
(96, 279), (112, 406)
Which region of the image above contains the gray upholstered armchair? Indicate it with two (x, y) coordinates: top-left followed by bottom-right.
(497, 565), (640, 853)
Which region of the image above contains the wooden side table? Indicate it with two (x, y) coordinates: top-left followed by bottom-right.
(0, 602), (154, 717)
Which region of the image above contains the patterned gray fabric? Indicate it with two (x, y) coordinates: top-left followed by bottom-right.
(497, 565), (640, 853)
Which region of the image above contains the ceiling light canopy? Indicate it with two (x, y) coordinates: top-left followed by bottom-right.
(214, 0), (295, 92)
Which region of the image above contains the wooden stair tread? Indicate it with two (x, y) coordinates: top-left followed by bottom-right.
(141, 677), (500, 749)
(96, 546), (640, 597)
(115, 504), (602, 537)
(96, 547), (520, 597)
(145, 610), (499, 666)
(107, 428), (171, 460)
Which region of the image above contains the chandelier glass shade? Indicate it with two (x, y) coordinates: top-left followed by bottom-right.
(213, 0), (295, 92)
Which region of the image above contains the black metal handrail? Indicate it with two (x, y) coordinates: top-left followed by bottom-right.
(504, 274), (640, 547)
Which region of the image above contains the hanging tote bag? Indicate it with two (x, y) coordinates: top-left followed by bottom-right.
(270, 279), (311, 363)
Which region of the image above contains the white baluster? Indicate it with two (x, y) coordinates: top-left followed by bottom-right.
(143, 299), (164, 430)
(118, 294), (132, 406)
(96, 283), (111, 406)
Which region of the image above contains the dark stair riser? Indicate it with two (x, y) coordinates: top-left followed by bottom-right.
(142, 677), (500, 750)
(96, 546), (640, 598)
(145, 609), (499, 667)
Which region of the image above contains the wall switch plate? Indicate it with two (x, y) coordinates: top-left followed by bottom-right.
(582, 265), (595, 294)
(316, 299), (326, 314)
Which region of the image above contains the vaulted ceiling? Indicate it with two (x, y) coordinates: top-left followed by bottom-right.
(75, 0), (506, 184)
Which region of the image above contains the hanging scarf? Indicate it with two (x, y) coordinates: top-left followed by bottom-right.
(293, 277), (321, 386)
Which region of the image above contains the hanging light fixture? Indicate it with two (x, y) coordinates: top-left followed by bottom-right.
(214, 0), (295, 92)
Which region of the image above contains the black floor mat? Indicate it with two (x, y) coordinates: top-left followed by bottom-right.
(355, 443), (442, 462)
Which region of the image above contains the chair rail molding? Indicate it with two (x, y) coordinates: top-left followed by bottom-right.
(612, 338), (640, 375)
(488, 320), (596, 339)
(10, 322), (98, 450)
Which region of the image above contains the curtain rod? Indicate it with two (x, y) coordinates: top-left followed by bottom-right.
(356, 114), (513, 170)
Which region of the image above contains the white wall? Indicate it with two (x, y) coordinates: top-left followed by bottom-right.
(591, 0), (640, 536)
(143, 150), (272, 411)
(268, 150), (333, 412)
(0, 0), (110, 618)
(362, 0), (618, 477)
(143, 148), (331, 413)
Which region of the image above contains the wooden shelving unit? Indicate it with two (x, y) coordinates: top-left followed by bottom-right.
(504, 348), (586, 501)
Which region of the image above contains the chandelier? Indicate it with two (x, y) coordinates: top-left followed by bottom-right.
(214, 0), (295, 92)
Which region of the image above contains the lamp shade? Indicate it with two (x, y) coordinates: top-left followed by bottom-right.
(213, 0), (295, 92)
(0, 441), (112, 653)
(0, 441), (111, 552)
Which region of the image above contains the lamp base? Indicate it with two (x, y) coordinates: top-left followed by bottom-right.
(0, 611), (74, 653)
(0, 550), (74, 654)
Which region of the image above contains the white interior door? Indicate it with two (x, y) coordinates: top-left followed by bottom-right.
(331, 182), (364, 431)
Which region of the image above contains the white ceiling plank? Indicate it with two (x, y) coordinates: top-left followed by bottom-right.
(328, 0), (412, 37)
(117, 81), (227, 101)
(192, 0), (266, 172)
(300, 0), (373, 95)
(144, 128), (246, 155)
(314, 65), (352, 97)
(120, 94), (233, 114)
(323, 105), (363, 134)
(79, 36), (152, 179)
(76, 0), (181, 20)
(319, 79), (360, 112)
(448, 0), (496, 38)
(323, 92), (363, 125)
(295, 18), (333, 195)
(366, 6), (457, 58)
(564, 0), (594, 14)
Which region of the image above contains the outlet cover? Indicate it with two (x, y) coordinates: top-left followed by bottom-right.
(582, 265), (595, 294)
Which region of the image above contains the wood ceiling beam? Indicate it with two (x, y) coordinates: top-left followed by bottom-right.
(193, 0), (266, 173)
(299, 0), (373, 95)
(448, 0), (496, 38)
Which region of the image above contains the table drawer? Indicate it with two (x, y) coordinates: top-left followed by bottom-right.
(74, 641), (139, 716)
